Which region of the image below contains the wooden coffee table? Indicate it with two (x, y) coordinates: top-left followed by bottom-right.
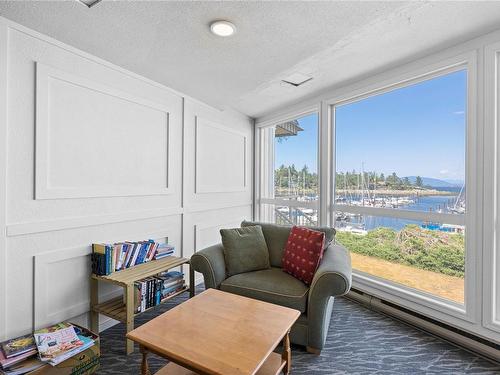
(126, 288), (301, 375)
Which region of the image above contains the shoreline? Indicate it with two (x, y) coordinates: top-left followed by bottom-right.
(275, 188), (458, 197)
(336, 188), (457, 196)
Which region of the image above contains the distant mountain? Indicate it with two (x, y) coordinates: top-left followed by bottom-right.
(405, 176), (463, 188)
(443, 179), (465, 186)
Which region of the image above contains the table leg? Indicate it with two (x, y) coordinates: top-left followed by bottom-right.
(282, 331), (291, 375)
(126, 284), (135, 355)
(90, 278), (99, 334)
(189, 262), (195, 298)
(140, 345), (151, 375)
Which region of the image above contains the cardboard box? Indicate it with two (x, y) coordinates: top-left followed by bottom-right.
(28, 324), (100, 375)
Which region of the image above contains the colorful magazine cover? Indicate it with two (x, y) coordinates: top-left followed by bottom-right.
(33, 325), (83, 362)
(0, 333), (36, 359)
(47, 335), (94, 366)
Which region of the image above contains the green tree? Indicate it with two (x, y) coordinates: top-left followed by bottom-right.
(416, 176), (423, 187)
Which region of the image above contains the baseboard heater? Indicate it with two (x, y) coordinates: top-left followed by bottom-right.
(345, 288), (500, 363)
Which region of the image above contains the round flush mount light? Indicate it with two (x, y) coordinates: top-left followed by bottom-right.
(210, 20), (236, 37)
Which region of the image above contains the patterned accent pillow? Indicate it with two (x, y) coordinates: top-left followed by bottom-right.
(282, 226), (326, 285)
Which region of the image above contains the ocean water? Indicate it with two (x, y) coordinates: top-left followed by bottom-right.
(342, 195), (463, 231)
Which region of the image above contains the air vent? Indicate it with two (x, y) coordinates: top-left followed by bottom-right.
(77, 0), (102, 8)
(281, 72), (313, 87)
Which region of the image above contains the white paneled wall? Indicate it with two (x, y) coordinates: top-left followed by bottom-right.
(0, 18), (253, 339)
(183, 99), (253, 285)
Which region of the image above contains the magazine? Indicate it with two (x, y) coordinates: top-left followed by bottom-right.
(0, 334), (36, 359)
(47, 335), (94, 366)
(33, 325), (82, 363)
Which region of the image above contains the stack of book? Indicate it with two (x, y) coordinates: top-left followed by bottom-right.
(0, 322), (96, 374)
(0, 334), (41, 375)
(155, 243), (175, 260)
(91, 240), (176, 276)
(34, 323), (94, 367)
(134, 271), (185, 313)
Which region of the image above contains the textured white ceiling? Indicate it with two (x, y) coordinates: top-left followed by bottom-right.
(1, 1), (500, 118)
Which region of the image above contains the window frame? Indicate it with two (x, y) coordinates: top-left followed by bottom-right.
(325, 52), (480, 324)
(483, 41), (500, 335)
(255, 106), (322, 226)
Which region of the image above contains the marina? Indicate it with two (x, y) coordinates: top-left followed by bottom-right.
(274, 186), (465, 234)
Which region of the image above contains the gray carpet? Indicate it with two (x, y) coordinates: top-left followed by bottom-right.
(97, 285), (499, 374)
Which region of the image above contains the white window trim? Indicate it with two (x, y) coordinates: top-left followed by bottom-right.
(483, 41), (500, 335)
(325, 51), (480, 325)
(255, 107), (323, 225)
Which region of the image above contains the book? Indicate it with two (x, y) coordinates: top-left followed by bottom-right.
(91, 240), (175, 275)
(128, 243), (141, 268)
(34, 324), (82, 363)
(0, 349), (37, 370)
(0, 334), (36, 359)
(134, 282), (142, 313)
(140, 280), (146, 312)
(0, 357), (43, 374)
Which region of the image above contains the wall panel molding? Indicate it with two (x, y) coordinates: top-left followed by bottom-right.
(34, 245), (91, 330)
(33, 230), (171, 330)
(35, 62), (172, 199)
(7, 208), (183, 237)
(194, 219), (242, 252)
(194, 116), (247, 194)
(184, 201), (252, 215)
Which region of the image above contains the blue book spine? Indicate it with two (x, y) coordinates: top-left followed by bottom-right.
(108, 245), (113, 274)
(105, 245), (110, 275)
(136, 243), (147, 265)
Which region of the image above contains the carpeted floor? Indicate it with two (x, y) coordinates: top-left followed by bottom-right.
(97, 285), (499, 374)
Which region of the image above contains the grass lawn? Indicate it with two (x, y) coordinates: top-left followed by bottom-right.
(336, 225), (465, 303)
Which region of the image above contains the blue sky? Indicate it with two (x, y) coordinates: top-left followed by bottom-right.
(275, 69), (466, 181)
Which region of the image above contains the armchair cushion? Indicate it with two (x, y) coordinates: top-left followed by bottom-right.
(220, 226), (270, 277)
(241, 221), (336, 267)
(220, 267), (309, 313)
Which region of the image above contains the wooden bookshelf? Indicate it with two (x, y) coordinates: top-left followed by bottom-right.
(90, 256), (194, 355)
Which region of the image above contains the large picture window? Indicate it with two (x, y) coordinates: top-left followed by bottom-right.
(258, 113), (319, 226)
(333, 69), (467, 305)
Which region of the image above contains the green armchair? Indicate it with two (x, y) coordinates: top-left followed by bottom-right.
(190, 221), (352, 355)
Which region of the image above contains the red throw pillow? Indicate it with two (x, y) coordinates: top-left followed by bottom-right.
(282, 226), (326, 285)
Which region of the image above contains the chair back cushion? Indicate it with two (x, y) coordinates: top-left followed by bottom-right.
(220, 225), (270, 277)
(241, 221), (335, 267)
(282, 226), (325, 285)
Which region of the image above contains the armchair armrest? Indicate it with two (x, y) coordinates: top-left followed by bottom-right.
(190, 243), (227, 289)
(309, 243), (352, 300)
(306, 243), (352, 350)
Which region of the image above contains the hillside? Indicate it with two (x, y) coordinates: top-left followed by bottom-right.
(405, 176), (462, 188)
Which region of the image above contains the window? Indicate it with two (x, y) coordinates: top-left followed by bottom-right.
(333, 69), (467, 305)
(258, 113), (319, 226)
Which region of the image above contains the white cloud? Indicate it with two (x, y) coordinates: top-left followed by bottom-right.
(439, 169), (449, 175)
(453, 110), (465, 115)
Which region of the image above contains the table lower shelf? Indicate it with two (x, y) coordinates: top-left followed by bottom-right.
(92, 287), (189, 323)
(155, 352), (286, 375)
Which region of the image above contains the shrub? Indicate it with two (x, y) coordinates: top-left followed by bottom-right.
(336, 225), (465, 278)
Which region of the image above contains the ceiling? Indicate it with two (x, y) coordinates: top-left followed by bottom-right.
(1, 1), (500, 119)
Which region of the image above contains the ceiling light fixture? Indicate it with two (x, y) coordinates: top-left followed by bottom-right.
(210, 20), (236, 37)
